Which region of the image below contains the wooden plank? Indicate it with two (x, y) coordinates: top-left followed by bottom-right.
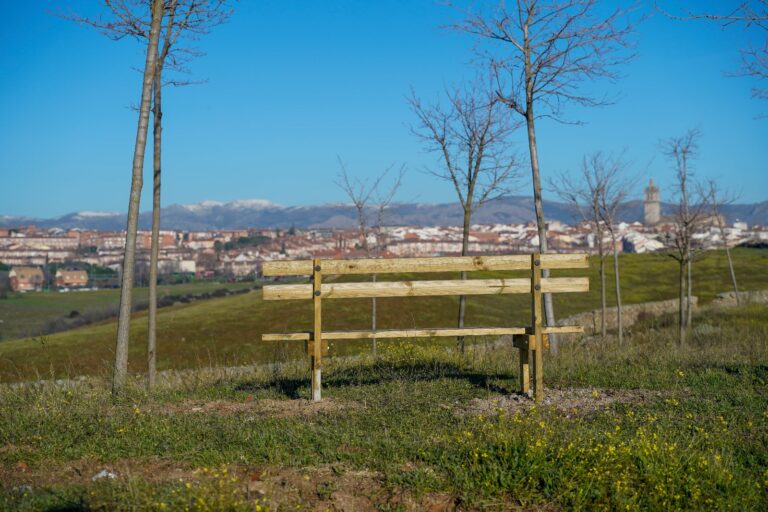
(263, 277), (588, 300)
(542, 326), (584, 334)
(311, 258), (322, 402)
(262, 253), (589, 276)
(542, 277), (589, 294)
(262, 325), (582, 342)
(263, 326), (528, 341)
(263, 332), (312, 341)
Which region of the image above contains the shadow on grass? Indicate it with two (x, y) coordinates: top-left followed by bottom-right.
(235, 359), (515, 399)
(692, 362), (768, 382)
(43, 503), (87, 512)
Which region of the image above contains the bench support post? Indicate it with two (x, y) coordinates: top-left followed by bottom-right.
(519, 345), (530, 394)
(531, 253), (545, 403)
(311, 257), (323, 401)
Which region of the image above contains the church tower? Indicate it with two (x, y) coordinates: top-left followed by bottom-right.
(643, 178), (660, 226)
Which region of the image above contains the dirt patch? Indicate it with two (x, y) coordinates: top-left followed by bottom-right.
(242, 465), (466, 512)
(0, 459), (463, 511)
(0, 455), (196, 489)
(464, 387), (668, 418)
(151, 397), (361, 418)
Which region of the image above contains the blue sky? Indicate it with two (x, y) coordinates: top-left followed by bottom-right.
(1, 1), (766, 218)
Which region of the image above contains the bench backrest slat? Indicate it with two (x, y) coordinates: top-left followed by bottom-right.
(262, 253), (588, 277)
(263, 276), (588, 301)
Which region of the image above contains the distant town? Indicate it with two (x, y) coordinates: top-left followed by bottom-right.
(2, 183), (764, 293)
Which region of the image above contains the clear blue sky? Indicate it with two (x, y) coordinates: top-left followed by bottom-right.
(1, 1), (766, 218)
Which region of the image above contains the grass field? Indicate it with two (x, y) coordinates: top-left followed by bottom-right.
(0, 248), (766, 383)
(0, 303), (766, 510)
(0, 281), (255, 342)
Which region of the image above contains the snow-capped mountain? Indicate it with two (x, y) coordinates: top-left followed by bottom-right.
(1, 197), (766, 231)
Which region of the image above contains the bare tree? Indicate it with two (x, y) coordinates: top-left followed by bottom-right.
(552, 152), (634, 343)
(661, 129), (708, 344)
(336, 159), (382, 254)
(409, 82), (520, 353)
(104, 0), (164, 394)
(68, 0), (233, 390)
(369, 167), (405, 356)
(456, 0), (637, 350)
(707, 180), (741, 304)
(550, 157), (609, 341)
(596, 154), (636, 345)
(146, 1), (232, 390)
(658, 1), (767, 102)
(336, 161), (405, 356)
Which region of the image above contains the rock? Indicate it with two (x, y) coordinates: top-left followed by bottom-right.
(92, 469), (118, 481)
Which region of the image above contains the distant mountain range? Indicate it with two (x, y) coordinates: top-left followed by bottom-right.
(1, 197), (766, 231)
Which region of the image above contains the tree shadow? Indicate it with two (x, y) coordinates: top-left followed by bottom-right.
(693, 362), (768, 383)
(235, 359), (516, 399)
(44, 503), (87, 512)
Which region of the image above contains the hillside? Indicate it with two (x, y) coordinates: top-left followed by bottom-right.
(0, 249), (766, 383)
(0, 281), (255, 342)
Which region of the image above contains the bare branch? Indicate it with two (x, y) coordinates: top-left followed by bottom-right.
(657, 1), (768, 103)
(456, 0), (639, 122)
(59, 0), (235, 89)
(408, 79), (522, 216)
(335, 160), (405, 255)
(660, 129), (710, 262)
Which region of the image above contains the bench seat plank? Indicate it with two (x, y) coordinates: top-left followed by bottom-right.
(262, 325), (583, 341)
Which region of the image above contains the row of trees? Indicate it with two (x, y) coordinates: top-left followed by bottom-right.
(551, 132), (742, 347)
(86, 1), (761, 393)
(551, 153), (633, 344)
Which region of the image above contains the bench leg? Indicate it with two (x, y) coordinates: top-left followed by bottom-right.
(311, 356), (322, 402)
(534, 344), (544, 403)
(519, 348), (530, 395)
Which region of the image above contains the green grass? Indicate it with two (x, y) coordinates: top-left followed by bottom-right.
(0, 304), (766, 510)
(0, 249), (766, 383)
(0, 280), (255, 341)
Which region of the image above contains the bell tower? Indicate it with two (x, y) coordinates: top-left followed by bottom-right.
(643, 178), (660, 226)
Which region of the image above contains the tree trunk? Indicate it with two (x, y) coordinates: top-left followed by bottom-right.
(686, 257), (693, 329)
(597, 229), (606, 341)
(147, 59), (163, 391)
(524, 107), (557, 352)
(457, 207), (471, 353)
(611, 233), (623, 344)
(678, 260), (686, 344)
(717, 219), (740, 305)
(725, 245), (739, 305)
(371, 274), (377, 357)
(112, 0), (164, 396)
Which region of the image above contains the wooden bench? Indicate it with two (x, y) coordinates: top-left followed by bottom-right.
(262, 253), (589, 402)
